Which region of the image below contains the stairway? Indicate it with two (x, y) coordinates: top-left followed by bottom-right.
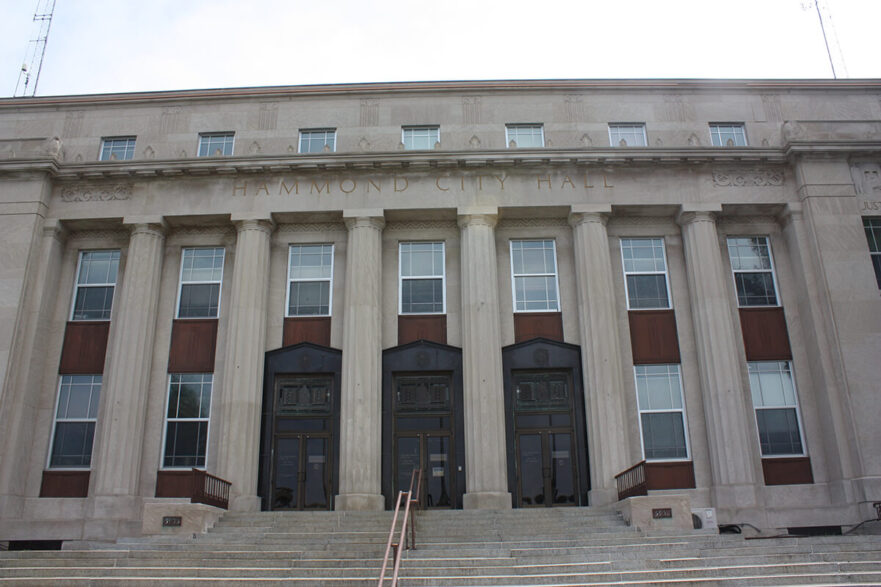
(1, 508), (880, 585)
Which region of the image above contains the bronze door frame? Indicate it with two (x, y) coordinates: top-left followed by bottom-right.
(271, 431), (331, 510)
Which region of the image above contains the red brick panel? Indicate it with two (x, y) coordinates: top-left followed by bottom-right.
(398, 315), (447, 345)
(40, 470), (90, 498)
(283, 316), (332, 347)
(628, 310), (681, 364)
(762, 457), (814, 485)
(645, 461), (696, 490)
(739, 307), (792, 361)
(168, 319), (218, 372)
(58, 322), (110, 374)
(155, 470), (195, 498)
(513, 312), (563, 343)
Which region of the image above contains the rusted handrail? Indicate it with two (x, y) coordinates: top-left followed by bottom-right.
(615, 460), (647, 501)
(378, 468), (421, 586)
(191, 468), (231, 510)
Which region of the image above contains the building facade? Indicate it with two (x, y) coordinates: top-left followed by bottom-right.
(0, 79), (879, 542)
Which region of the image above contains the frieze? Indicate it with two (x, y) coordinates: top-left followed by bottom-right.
(712, 169), (784, 187)
(60, 183), (133, 202)
(276, 223), (345, 234)
(67, 229), (129, 243)
(498, 218), (569, 229)
(385, 220), (458, 232)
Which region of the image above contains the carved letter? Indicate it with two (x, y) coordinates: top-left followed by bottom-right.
(583, 173), (594, 188)
(560, 176), (576, 190)
(279, 180), (299, 195)
(494, 175), (506, 190)
(339, 179), (357, 194)
(603, 175), (614, 188)
(435, 177), (449, 191)
(311, 181), (330, 195)
(233, 183), (247, 196)
(394, 176), (409, 192)
(255, 183), (270, 196)
(537, 175), (552, 190)
(367, 179), (382, 192)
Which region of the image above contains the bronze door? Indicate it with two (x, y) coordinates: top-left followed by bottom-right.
(272, 433), (330, 510)
(395, 432), (453, 508)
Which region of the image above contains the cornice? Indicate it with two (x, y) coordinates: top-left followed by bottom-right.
(1, 79), (880, 109)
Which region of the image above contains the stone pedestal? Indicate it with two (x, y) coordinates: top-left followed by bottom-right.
(569, 205), (630, 505)
(92, 219), (166, 500)
(215, 216), (274, 512)
(336, 211), (385, 511)
(676, 206), (760, 513)
(458, 208), (511, 510)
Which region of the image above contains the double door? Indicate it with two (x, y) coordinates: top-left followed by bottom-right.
(395, 431), (453, 508)
(516, 428), (575, 507)
(272, 433), (330, 510)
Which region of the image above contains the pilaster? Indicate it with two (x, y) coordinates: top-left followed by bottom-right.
(676, 205), (761, 516)
(336, 210), (385, 511)
(458, 207), (511, 509)
(568, 205), (630, 505)
(215, 216), (274, 511)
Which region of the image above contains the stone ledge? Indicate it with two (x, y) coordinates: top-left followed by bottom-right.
(141, 499), (225, 536)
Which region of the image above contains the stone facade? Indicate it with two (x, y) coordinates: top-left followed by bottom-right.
(0, 79), (879, 542)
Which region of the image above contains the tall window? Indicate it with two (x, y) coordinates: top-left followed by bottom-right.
(177, 248), (224, 318)
(197, 132), (235, 157)
(726, 236), (779, 307)
(710, 123), (747, 147)
(510, 240), (560, 312)
(402, 126), (439, 150)
(863, 217), (881, 289)
(634, 365), (689, 460)
(299, 129), (336, 153)
(399, 242), (445, 314)
(505, 124), (544, 148)
(71, 250), (120, 321)
(99, 136), (136, 161)
(621, 238), (671, 309)
(287, 244), (334, 316)
(163, 374), (212, 468)
(48, 375), (101, 468)
(608, 123), (647, 147)
(748, 361), (805, 456)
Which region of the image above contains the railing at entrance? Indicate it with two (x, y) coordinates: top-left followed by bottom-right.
(191, 468), (232, 510)
(615, 460), (647, 501)
(378, 468), (422, 586)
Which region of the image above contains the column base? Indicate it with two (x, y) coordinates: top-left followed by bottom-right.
(463, 491), (512, 510)
(229, 494), (261, 512)
(335, 493), (385, 511)
(589, 486), (620, 507)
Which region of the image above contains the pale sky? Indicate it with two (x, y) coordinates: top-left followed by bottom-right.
(1, 0), (879, 97)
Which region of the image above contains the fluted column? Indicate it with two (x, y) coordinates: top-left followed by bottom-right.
(568, 205), (630, 505)
(92, 219), (166, 501)
(336, 210), (385, 511)
(216, 216), (274, 511)
(677, 205), (759, 510)
(458, 208), (511, 509)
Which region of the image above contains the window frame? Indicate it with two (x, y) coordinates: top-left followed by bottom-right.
(175, 247), (225, 319)
(620, 237), (673, 310)
(161, 373), (213, 469)
(505, 124), (545, 148)
(401, 126), (440, 151)
(99, 136), (136, 161)
(286, 244), (335, 317)
(47, 374), (102, 470)
(863, 217), (881, 289)
(398, 241), (446, 315)
(726, 236), (781, 308)
(197, 132), (235, 157)
(747, 360), (807, 458)
(709, 123), (748, 147)
(633, 364), (690, 462)
(509, 239), (561, 313)
(608, 123), (648, 147)
(298, 128), (337, 154)
(69, 250), (121, 322)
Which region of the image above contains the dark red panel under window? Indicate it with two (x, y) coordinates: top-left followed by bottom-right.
(59, 322), (110, 374)
(513, 312), (563, 343)
(283, 317), (332, 347)
(155, 470), (194, 498)
(628, 310), (681, 364)
(40, 470), (90, 498)
(739, 307), (792, 361)
(398, 315), (447, 345)
(645, 461), (696, 490)
(762, 457), (814, 485)
(168, 319), (218, 373)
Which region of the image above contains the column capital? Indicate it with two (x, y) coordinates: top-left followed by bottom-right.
(675, 204), (722, 227)
(568, 204), (612, 228)
(123, 216), (168, 238)
(777, 202), (804, 228)
(457, 206), (498, 229)
(343, 208), (385, 232)
(232, 218), (275, 235)
(41, 218), (68, 243)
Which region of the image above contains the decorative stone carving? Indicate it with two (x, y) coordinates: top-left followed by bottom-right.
(687, 133), (700, 146)
(580, 133), (592, 147)
(463, 97), (481, 124)
(249, 141), (261, 154)
(782, 120), (805, 141)
(143, 145), (155, 159)
(712, 168), (784, 187)
(469, 135), (481, 148)
(358, 137), (371, 151)
(61, 183), (133, 202)
(359, 100), (379, 127)
(42, 136), (63, 159)
(850, 162), (881, 195)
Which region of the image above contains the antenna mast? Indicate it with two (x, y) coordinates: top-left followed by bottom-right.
(13, 0), (58, 97)
(806, 0), (848, 79)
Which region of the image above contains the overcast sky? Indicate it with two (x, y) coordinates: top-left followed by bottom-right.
(1, 0), (879, 97)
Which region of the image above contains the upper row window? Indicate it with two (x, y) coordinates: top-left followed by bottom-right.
(99, 137), (136, 161)
(506, 124), (544, 148)
(402, 126), (439, 150)
(71, 250), (120, 321)
(710, 123), (748, 147)
(299, 129), (336, 153)
(198, 132), (235, 157)
(609, 124), (647, 147)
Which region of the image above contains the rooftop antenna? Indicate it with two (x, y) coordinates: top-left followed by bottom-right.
(13, 0), (57, 97)
(801, 0), (848, 79)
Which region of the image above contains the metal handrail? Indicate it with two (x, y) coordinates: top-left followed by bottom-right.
(615, 460), (647, 501)
(378, 468), (421, 586)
